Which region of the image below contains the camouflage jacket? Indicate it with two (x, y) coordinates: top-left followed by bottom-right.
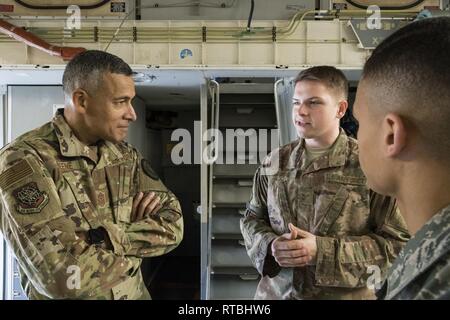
(240, 129), (410, 299)
(377, 205), (450, 300)
(0, 110), (183, 300)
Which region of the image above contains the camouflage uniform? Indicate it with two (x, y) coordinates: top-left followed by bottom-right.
(376, 205), (450, 300)
(240, 129), (410, 299)
(0, 110), (183, 300)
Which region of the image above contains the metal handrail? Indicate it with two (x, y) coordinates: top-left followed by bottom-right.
(205, 79), (220, 300)
(273, 78), (283, 146)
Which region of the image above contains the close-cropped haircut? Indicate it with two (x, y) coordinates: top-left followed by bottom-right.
(62, 50), (133, 100)
(361, 17), (450, 159)
(294, 66), (349, 100)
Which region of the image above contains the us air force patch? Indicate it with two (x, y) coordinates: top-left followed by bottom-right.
(141, 159), (159, 180)
(13, 182), (49, 214)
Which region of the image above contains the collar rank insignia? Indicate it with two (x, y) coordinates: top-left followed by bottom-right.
(13, 182), (49, 214)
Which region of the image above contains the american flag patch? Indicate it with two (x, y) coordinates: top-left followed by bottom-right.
(0, 159), (33, 190)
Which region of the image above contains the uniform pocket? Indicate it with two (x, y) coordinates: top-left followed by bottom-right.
(316, 173), (370, 236)
(117, 165), (133, 223)
(316, 186), (349, 236)
(267, 177), (294, 234)
(62, 171), (99, 227)
(105, 164), (133, 223)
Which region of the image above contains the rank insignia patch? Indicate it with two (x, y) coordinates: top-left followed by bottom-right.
(97, 191), (106, 207)
(141, 159), (159, 180)
(13, 182), (49, 214)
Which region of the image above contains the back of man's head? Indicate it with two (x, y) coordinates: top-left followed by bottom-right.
(361, 17), (450, 160)
(62, 50), (133, 103)
(295, 65), (348, 100)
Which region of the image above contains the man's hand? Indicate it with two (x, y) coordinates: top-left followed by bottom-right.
(271, 223), (317, 267)
(131, 191), (162, 222)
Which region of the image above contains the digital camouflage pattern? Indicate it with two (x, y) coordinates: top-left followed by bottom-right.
(377, 205), (450, 300)
(241, 129), (410, 299)
(0, 110), (183, 300)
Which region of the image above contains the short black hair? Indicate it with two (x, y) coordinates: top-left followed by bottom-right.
(361, 17), (450, 158)
(294, 66), (348, 100)
(62, 50), (133, 98)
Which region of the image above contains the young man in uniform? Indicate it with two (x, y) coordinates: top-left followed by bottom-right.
(354, 17), (450, 299)
(241, 66), (409, 299)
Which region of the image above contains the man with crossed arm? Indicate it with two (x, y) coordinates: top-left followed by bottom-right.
(0, 50), (183, 299)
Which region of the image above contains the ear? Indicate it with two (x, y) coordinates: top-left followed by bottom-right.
(71, 89), (89, 114)
(383, 113), (406, 158)
(337, 100), (348, 119)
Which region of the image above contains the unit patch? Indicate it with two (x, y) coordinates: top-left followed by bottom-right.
(13, 182), (49, 214)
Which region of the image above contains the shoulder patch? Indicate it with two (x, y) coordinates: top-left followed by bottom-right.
(0, 159), (34, 190)
(141, 159), (159, 180)
(13, 182), (49, 214)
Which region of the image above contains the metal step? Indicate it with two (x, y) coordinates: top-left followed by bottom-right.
(219, 83), (274, 94)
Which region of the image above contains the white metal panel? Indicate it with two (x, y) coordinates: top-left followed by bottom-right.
(106, 43), (136, 65)
(0, 19), (367, 67)
(306, 20), (340, 40)
(240, 43), (275, 66)
(205, 44), (238, 65)
(341, 43), (368, 66)
(275, 43), (306, 66)
(307, 44), (340, 65)
(0, 43), (27, 65)
(140, 0), (316, 21)
(8, 86), (63, 139)
(27, 47), (64, 65)
(135, 43), (169, 65)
